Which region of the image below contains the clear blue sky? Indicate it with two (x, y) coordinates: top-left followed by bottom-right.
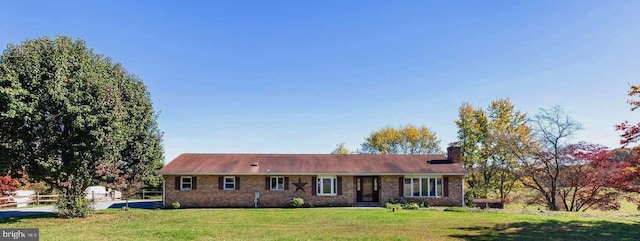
(1, 1), (639, 162)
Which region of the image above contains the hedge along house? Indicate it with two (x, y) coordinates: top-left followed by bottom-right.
(158, 146), (467, 208)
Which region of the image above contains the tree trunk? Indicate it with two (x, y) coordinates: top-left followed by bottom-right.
(549, 183), (559, 211)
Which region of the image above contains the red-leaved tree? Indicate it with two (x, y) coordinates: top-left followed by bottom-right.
(615, 85), (640, 203)
(559, 143), (623, 211)
(616, 85), (640, 145)
(0, 175), (18, 196)
(611, 147), (640, 202)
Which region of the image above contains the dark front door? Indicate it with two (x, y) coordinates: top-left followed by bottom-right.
(356, 177), (380, 202)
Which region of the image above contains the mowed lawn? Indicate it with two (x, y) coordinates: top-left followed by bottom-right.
(1, 208), (639, 241)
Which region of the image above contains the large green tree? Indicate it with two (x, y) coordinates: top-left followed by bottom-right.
(455, 98), (531, 201)
(360, 124), (441, 154)
(0, 36), (163, 217)
(455, 102), (490, 201)
(486, 99), (532, 200)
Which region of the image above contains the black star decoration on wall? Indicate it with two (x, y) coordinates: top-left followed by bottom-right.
(292, 178), (307, 193)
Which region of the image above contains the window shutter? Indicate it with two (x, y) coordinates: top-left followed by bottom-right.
(284, 177), (289, 190)
(235, 177), (241, 190)
(218, 177), (223, 190)
(265, 177), (270, 190)
(192, 177), (197, 190)
(311, 177), (317, 196)
(175, 177), (180, 190)
(398, 177), (404, 197)
(443, 177), (449, 197)
(337, 176), (343, 195)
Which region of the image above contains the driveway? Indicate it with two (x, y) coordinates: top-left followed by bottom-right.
(0, 200), (162, 219)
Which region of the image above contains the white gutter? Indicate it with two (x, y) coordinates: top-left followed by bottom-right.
(158, 172), (467, 176)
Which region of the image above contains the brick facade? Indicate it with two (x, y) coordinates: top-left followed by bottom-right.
(164, 174), (464, 208)
(379, 175), (463, 207)
(165, 175), (355, 208)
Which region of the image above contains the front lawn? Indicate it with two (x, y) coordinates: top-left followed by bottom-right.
(1, 208), (638, 240)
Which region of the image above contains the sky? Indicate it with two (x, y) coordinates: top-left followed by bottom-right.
(1, 1), (639, 162)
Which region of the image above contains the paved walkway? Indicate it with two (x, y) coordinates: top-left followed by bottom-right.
(0, 200), (162, 219)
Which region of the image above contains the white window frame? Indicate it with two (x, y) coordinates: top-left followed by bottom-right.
(403, 176), (443, 197)
(317, 176), (337, 196)
(224, 176), (236, 190)
(271, 176), (285, 191)
(180, 176), (192, 191)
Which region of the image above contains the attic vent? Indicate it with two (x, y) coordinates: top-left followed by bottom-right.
(251, 162), (259, 167)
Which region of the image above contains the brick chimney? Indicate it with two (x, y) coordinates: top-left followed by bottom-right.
(447, 144), (462, 163)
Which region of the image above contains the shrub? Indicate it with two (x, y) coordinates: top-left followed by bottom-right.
(56, 196), (93, 218)
(172, 202), (181, 209)
(290, 197), (304, 207)
(406, 203), (420, 210)
(30, 181), (50, 194)
(0, 176), (18, 196)
(385, 202), (402, 210)
(420, 202), (430, 208)
(464, 189), (477, 207)
(400, 202), (410, 209)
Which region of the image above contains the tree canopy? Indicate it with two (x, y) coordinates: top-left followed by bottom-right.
(0, 36), (163, 217)
(517, 105), (582, 211)
(617, 85), (640, 145)
(615, 84), (640, 202)
(557, 143), (622, 211)
(360, 124), (441, 154)
(331, 143), (351, 154)
(455, 98), (531, 201)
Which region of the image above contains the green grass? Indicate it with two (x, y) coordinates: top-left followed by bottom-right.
(505, 191), (640, 214)
(1, 208), (639, 241)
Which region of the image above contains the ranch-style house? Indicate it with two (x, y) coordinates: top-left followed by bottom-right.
(158, 146), (467, 208)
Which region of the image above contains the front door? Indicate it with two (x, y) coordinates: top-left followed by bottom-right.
(356, 177), (380, 202)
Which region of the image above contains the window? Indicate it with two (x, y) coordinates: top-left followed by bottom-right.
(181, 176), (192, 190)
(271, 177), (285, 190)
(316, 176), (337, 196)
(403, 177), (443, 197)
(373, 178), (378, 191)
(224, 176), (235, 190)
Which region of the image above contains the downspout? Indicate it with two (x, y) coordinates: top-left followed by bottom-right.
(162, 175), (166, 208)
(461, 176), (465, 207)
